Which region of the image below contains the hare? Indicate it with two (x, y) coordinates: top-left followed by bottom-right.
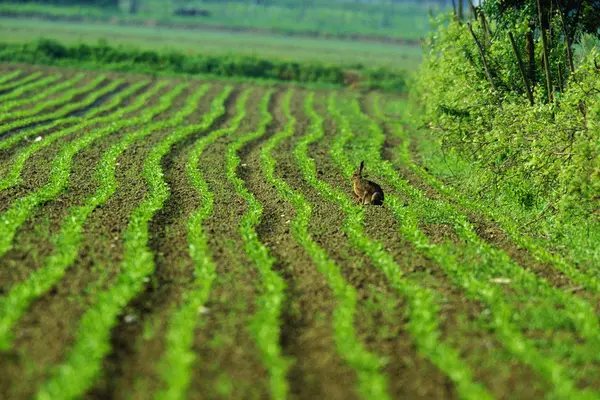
(351, 161), (384, 205)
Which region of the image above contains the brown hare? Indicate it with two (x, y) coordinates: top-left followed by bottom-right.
(351, 161), (384, 205)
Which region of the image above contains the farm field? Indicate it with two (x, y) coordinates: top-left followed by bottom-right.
(2, 64), (600, 400)
(0, 17), (423, 70)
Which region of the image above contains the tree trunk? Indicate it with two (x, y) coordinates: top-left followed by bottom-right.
(537, 0), (553, 102)
(526, 23), (536, 86)
(509, 31), (535, 106)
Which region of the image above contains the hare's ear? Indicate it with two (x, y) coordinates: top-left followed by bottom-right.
(359, 161), (365, 174)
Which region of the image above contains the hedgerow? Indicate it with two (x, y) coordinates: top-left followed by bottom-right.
(0, 39), (407, 92)
(412, 6), (600, 217)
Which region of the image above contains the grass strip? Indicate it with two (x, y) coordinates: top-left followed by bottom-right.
(0, 73), (61, 102)
(0, 71), (42, 93)
(225, 89), (290, 400)
(261, 90), (389, 399)
(1, 73), (84, 113)
(155, 86), (246, 400)
(0, 74), (106, 130)
(0, 69), (23, 86)
(298, 92), (491, 400)
(372, 95), (600, 294)
(0, 79), (150, 190)
(0, 79), (173, 260)
(333, 94), (600, 399)
(36, 84), (231, 400)
(0, 82), (191, 349)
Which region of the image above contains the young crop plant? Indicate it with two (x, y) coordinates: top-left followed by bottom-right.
(0, 70), (43, 93)
(298, 92), (491, 400)
(156, 85), (245, 400)
(371, 95), (600, 295)
(0, 79), (152, 192)
(0, 73), (61, 102)
(0, 69), (22, 86)
(0, 74), (108, 133)
(225, 89), (290, 400)
(330, 94), (600, 399)
(0, 82), (189, 350)
(36, 84), (233, 400)
(0, 80), (176, 262)
(259, 90), (389, 400)
(1, 73), (85, 113)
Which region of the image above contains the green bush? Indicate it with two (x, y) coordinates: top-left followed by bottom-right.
(412, 10), (600, 217)
(0, 38), (406, 91)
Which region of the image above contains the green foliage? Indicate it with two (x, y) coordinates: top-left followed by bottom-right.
(225, 89), (290, 400)
(35, 82), (221, 400)
(156, 86), (247, 400)
(412, 12), (600, 218)
(261, 91), (389, 399)
(0, 70), (42, 92)
(0, 39), (408, 92)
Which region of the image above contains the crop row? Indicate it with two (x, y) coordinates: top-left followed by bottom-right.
(260, 90), (389, 399)
(1, 73), (85, 114)
(156, 85), (246, 400)
(0, 71), (42, 93)
(0, 72), (61, 102)
(36, 84), (233, 400)
(0, 79), (151, 192)
(0, 69), (23, 86)
(0, 81), (186, 349)
(298, 93), (490, 399)
(225, 89), (290, 400)
(332, 94), (600, 398)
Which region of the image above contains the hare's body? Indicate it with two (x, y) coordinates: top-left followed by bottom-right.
(351, 161), (384, 205)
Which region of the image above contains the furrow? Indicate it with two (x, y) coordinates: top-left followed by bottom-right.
(154, 86), (247, 400)
(0, 79), (152, 201)
(34, 83), (224, 400)
(0, 73), (84, 114)
(88, 84), (231, 399)
(0, 83), (191, 352)
(0, 74), (107, 132)
(0, 79), (174, 268)
(299, 92), (491, 400)
(185, 87), (270, 399)
(0, 70), (23, 86)
(0, 73), (62, 103)
(260, 90), (387, 399)
(0, 71), (43, 94)
(225, 89), (290, 400)
(370, 94), (600, 296)
(332, 93), (600, 398)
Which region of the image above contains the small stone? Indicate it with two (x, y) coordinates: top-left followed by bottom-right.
(489, 278), (511, 284)
(124, 314), (137, 323)
(241, 163), (248, 167)
(198, 306), (210, 315)
(34, 136), (43, 142)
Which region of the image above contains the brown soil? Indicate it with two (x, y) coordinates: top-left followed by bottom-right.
(185, 87), (271, 400)
(0, 82), (197, 400)
(87, 83), (230, 399)
(237, 89), (358, 400)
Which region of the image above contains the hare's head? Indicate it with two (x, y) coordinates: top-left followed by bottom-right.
(351, 161), (365, 182)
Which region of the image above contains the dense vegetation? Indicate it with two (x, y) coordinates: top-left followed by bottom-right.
(0, 38), (408, 91)
(413, 0), (600, 217)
